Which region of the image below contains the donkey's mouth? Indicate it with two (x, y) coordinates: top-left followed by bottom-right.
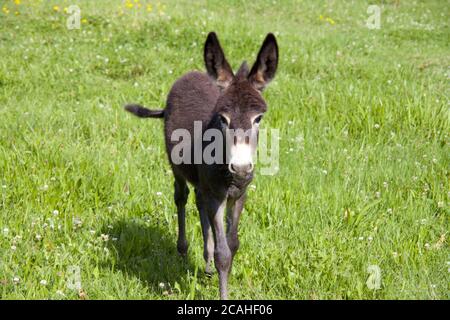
(232, 172), (253, 180)
(229, 169), (254, 182)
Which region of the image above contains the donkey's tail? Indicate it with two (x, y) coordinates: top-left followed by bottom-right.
(124, 104), (165, 118)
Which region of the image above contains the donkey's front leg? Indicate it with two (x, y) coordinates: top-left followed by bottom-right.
(195, 188), (214, 276)
(226, 193), (246, 258)
(206, 197), (231, 300)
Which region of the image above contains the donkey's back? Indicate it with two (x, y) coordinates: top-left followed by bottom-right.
(163, 71), (220, 184)
(164, 71), (219, 141)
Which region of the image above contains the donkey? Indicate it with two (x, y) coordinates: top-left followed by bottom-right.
(125, 32), (278, 299)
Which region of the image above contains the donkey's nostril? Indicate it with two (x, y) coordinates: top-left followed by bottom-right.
(229, 163), (253, 175)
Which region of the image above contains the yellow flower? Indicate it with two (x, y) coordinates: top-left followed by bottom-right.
(81, 18), (87, 24)
(14, 0), (21, 5)
(2, 6), (9, 14)
(146, 4), (153, 12)
(326, 17), (335, 25)
(125, 2), (133, 9)
(15, 11), (20, 16)
(53, 5), (60, 12)
(63, 7), (68, 14)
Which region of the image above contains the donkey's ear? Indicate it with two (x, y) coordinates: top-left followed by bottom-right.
(204, 32), (234, 89)
(248, 33), (279, 91)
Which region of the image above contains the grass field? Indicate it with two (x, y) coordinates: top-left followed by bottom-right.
(0, 0), (449, 299)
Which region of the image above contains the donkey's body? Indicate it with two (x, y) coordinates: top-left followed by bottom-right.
(125, 32), (278, 299)
(165, 71), (221, 185)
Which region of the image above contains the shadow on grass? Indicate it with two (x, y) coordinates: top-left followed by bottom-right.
(102, 218), (196, 296)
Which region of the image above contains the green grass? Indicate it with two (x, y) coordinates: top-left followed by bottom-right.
(0, 0), (449, 299)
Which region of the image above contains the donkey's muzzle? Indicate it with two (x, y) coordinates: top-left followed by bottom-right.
(229, 162), (253, 176)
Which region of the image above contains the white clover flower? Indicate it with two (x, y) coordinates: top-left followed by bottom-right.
(40, 280), (47, 286)
(73, 218), (83, 228)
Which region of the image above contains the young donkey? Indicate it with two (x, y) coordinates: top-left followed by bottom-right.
(125, 32), (278, 299)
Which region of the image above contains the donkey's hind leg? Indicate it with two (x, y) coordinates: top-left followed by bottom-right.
(174, 174), (189, 256)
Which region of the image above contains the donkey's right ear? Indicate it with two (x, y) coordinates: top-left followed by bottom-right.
(204, 32), (234, 89)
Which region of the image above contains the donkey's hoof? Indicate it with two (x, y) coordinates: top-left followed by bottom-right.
(177, 242), (188, 257)
(205, 270), (214, 278)
(205, 265), (215, 277)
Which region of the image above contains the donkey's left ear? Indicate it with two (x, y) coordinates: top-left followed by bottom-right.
(248, 33), (279, 91)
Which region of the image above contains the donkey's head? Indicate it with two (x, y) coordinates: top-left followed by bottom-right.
(204, 32), (278, 177)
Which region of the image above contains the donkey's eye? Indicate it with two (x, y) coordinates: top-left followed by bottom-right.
(219, 114), (229, 126)
(253, 115), (263, 125)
